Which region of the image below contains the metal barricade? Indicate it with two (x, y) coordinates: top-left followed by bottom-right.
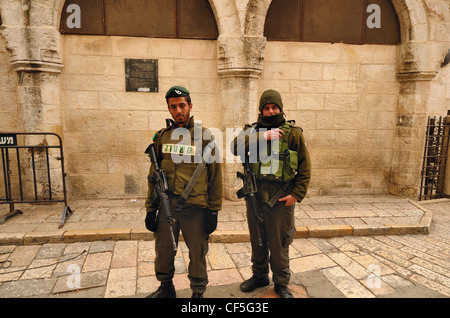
(419, 114), (450, 200)
(0, 132), (73, 228)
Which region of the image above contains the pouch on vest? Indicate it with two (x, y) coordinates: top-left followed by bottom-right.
(251, 127), (298, 182)
(256, 149), (297, 182)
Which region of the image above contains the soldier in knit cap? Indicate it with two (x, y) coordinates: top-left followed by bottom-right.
(231, 89), (311, 298)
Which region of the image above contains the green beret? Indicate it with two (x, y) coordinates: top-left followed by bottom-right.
(165, 86), (190, 99)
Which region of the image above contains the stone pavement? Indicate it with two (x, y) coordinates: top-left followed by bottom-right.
(0, 195), (448, 299)
(0, 195), (432, 245)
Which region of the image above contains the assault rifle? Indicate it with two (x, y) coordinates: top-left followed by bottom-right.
(236, 155), (263, 246)
(145, 143), (177, 252)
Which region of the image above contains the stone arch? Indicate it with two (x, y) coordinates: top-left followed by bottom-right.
(55, 0), (236, 37)
(244, 0), (272, 36)
(207, 0), (241, 36)
(53, 0), (67, 31)
(243, 0), (447, 80)
(390, 0), (415, 43)
(392, 0), (448, 77)
(244, 0), (421, 43)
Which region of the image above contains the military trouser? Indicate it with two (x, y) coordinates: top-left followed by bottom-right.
(154, 195), (209, 294)
(246, 199), (295, 287)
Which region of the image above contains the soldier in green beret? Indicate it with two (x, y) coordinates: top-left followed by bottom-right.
(145, 86), (222, 298)
(231, 89), (311, 298)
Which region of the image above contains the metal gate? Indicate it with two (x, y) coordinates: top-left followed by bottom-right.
(419, 114), (450, 200)
(0, 133), (73, 228)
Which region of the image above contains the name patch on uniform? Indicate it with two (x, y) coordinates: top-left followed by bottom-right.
(162, 144), (196, 155)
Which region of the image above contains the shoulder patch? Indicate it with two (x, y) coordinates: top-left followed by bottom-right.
(285, 120), (303, 132)
(152, 129), (163, 141)
(152, 126), (170, 141)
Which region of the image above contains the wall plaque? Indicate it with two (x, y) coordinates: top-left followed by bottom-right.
(125, 59), (158, 92)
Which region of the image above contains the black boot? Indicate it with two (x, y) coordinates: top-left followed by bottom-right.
(191, 292), (204, 298)
(274, 284), (294, 298)
(147, 281), (176, 298)
(239, 275), (270, 292)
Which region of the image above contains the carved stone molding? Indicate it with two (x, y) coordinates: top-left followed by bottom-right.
(11, 60), (63, 73)
(217, 35), (266, 78)
(397, 70), (438, 82)
(2, 26), (63, 73)
(397, 41), (447, 82)
(1, 0), (63, 73)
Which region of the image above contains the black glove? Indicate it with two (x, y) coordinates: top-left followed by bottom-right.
(204, 209), (218, 234)
(145, 212), (157, 232)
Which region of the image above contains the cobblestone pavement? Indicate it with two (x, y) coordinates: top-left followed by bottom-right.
(0, 196), (448, 298)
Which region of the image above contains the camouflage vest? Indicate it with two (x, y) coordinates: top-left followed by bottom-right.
(250, 121), (298, 182)
(158, 121), (209, 207)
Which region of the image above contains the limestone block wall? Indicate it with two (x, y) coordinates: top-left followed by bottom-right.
(0, 35), (18, 131)
(260, 42), (400, 196)
(429, 62), (450, 115)
(0, 36), (19, 199)
(60, 35), (220, 199)
(0, 0), (448, 200)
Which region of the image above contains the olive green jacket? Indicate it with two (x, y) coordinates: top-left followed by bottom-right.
(145, 117), (222, 213)
(231, 120), (311, 203)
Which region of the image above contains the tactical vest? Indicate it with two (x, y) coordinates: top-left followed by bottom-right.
(249, 121), (298, 182)
(158, 122), (209, 206)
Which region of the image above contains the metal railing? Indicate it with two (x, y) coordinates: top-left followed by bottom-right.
(0, 132), (73, 228)
(419, 114), (450, 201)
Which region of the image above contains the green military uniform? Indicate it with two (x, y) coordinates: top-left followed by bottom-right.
(145, 87), (222, 297)
(232, 90), (311, 297)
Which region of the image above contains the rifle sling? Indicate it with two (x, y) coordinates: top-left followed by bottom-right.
(149, 189), (158, 205)
(262, 182), (293, 212)
(176, 140), (215, 211)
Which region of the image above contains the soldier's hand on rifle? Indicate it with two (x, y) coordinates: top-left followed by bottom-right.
(279, 194), (297, 207)
(263, 128), (283, 140)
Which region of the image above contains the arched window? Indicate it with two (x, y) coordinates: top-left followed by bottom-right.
(264, 0), (400, 44)
(60, 0), (218, 40)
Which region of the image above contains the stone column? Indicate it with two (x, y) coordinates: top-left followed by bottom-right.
(389, 40), (446, 198)
(1, 0), (64, 132)
(16, 71), (65, 199)
(389, 79), (431, 198)
(217, 35), (266, 199)
(0, 0), (64, 199)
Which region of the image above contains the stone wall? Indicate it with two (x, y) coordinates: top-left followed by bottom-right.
(61, 36), (219, 198)
(0, 35), (18, 199)
(260, 42), (400, 196)
(0, 0), (449, 200)
(0, 35), (19, 131)
(429, 61), (450, 115)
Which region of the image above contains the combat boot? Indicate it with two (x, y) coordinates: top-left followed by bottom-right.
(147, 281), (176, 298)
(274, 284), (294, 298)
(191, 292), (204, 298)
(239, 275), (270, 292)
